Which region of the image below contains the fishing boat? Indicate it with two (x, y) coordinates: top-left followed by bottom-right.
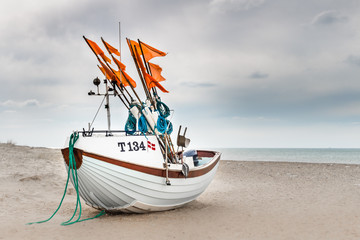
(60, 34), (221, 213)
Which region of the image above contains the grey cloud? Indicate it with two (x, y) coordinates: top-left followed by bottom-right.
(0, 99), (40, 108)
(311, 10), (348, 25)
(209, 0), (265, 13)
(249, 71), (268, 79)
(211, 83), (360, 123)
(182, 82), (216, 88)
(345, 55), (360, 67)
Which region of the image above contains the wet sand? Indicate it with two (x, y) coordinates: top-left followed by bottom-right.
(1, 143), (360, 240)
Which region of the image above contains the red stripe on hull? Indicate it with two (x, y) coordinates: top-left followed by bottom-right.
(61, 148), (220, 179)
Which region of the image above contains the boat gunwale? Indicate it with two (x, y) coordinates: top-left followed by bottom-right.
(61, 148), (221, 179)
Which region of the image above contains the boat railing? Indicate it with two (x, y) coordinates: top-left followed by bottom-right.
(81, 128), (152, 137)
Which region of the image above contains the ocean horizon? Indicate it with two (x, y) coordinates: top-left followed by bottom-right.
(213, 148), (360, 165)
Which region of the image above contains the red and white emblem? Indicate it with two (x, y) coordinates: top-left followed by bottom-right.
(147, 141), (156, 151)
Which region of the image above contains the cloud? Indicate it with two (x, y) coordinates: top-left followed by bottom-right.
(1, 0), (360, 148)
(0, 99), (40, 108)
(182, 82), (216, 88)
(345, 55), (360, 67)
(3, 110), (16, 114)
(311, 10), (348, 25)
(209, 0), (265, 13)
(249, 71), (269, 79)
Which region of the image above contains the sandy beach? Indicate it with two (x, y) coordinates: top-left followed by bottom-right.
(1, 143), (360, 240)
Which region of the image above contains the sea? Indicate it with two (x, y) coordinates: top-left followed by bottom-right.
(213, 148), (360, 165)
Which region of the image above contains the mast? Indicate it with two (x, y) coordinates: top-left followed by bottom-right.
(105, 80), (111, 133)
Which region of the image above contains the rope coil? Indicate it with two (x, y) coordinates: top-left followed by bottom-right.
(157, 116), (173, 135)
(138, 114), (148, 133)
(125, 111), (137, 135)
(156, 100), (170, 118)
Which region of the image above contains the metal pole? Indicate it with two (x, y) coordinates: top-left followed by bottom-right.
(105, 80), (111, 132)
(134, 44), (154, 105)
(164, 132), (170, 185)
(119, 22), (121, 62)
(137, 39), (158, 100)
(126, 38), (152, 101)
(137, 39), (151, 75)
(138, 40), (160, 98)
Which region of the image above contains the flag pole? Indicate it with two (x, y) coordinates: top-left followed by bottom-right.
(133, 44), (157, 107)
(137, 39), (158, 99)
(126, 38), (152, 102)
(137, 40), (151, 76)
(147, 64), (159, 97)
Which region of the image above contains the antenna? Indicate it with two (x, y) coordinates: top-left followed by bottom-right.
(119, 22), (121, 61)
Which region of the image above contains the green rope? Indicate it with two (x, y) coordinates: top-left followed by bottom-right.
(138, 114), (148, 133)
(125, 111), (137, 135)
(156, 116), (167, 134)
(156, 100), (170, 118)
(156, 116), (173, 135)
(27, 132), (105, 226)
(166, 119), (173, 135)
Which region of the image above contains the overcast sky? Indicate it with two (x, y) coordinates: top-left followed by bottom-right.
(1, 0), (360, 148)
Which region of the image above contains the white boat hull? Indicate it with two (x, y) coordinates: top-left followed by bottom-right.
(62, 133), (221, 213)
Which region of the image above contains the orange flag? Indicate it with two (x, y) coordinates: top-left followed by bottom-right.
(129, 39), (166, 62)
(98, 61), (136, 88)
(98, 60), (116, 82)
(85, 37), (111, 64)
(129, 40), (142, 57)
(98, 65), (110, 79)
(118, 70), (137, 88)
(132, 44), (168, 93)
(149, 62), (165, 82)
(139, 41), (167, 62)
(144, 73), (168, 93)
(110, 54), (135, 87)
(102, 40), (120, 56)
(112, 56), (126, 71)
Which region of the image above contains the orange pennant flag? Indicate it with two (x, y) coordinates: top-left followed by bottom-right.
(119, 70), (137, 88)
(149, 62), (165, 82)
(98, 65), (110, 79)
(144, 73), (168, 93)
(98, 61), (136, 88)
(99, 60), (117, 83)
(129, 40), (142, 57)
(110, 55), (135, 87)
(113, 57), (126, 71)
(85, 37), (111, 64)
(139, 41), (167, 62)
(103, 40), (120, 56)
(129, 39), (166, 62)
(129, 39), (168, 93)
